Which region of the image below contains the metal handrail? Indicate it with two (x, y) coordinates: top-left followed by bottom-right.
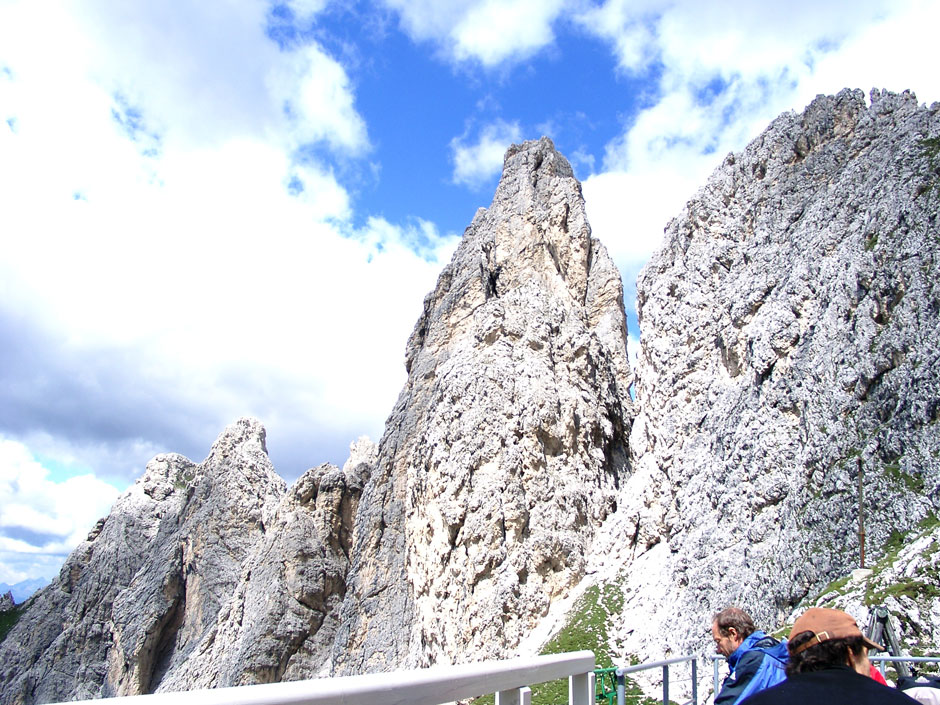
(615, 655), (698, 705)
(713, 653), (940, 694)
(52, 650), (597, 705)
(871, 655), (940, 678)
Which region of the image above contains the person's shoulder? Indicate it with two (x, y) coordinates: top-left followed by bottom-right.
(736, 679), (790, 705)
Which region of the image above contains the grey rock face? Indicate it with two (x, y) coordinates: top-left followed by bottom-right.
(808, 519), (940, 663)
(0, 591), (13, 612)
(610, 89), (940, 660)
(0, 418), (286, 704)
(333, 138), (633, 673)
(158, 441), (372, 689)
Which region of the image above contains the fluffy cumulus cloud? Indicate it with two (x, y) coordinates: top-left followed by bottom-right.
(0, 438), (120, 583)
(450, 119), (523, 188)
(577, 0), (940, 276)
(0, 0), (458, 497)
(380, 0), (569, 67)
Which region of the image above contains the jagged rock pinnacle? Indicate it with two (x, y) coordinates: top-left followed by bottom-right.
(333, 136), (633, 673)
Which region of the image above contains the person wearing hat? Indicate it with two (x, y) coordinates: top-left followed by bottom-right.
(743, 607), (918, 704)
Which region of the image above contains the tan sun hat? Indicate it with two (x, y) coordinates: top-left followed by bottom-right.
(789, 607), (884, 655)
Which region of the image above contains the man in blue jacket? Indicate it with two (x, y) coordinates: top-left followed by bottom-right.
(712, 607), (788, 705)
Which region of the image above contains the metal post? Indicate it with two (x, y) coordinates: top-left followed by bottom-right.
(713, 658), (721, 704)
(570, 672), (591, 705)
(692, 656), (698, 705)
(497, 687), (524, 705)
(616, 669), (625, 705)
(662, 665), (669, 705)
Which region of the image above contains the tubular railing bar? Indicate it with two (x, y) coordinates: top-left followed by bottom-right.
(713, 654), (940, 691)
(55, 650), (596, 705)
(615, 655), (699, 705)
(870, 655), (940, 678)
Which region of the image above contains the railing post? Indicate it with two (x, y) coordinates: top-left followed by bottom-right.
(662, 665), (669, 705)
(497, 686), (532, 705)
(570, 672), (591, 705)
(616, 668), (626, 705)
(692, 656), (698, 705)
(713, 657), (720, 703)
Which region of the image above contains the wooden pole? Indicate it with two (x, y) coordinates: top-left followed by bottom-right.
(858, 456), (866, 569)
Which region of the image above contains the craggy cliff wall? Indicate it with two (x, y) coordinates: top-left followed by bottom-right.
(609, 88), (940, 659)
(0, 421), (371, 702)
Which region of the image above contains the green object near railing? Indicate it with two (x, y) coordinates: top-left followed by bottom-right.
(594, 667), (618, 705)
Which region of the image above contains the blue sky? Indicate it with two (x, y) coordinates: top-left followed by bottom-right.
(1, 0), (938, 584)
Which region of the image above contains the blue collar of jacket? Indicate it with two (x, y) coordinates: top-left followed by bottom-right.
(728, 630), (769, 669)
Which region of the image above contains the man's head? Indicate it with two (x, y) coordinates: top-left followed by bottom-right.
(785, 607), (883, 677)
(711, 607), (756, 657)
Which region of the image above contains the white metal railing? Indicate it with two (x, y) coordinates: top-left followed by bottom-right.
(871, 655), (940, 678)
(57, 650), (596, 705)
(615, 656), (698, 705)
(714, 654), (940, 695)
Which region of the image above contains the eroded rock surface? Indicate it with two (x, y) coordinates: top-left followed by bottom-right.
(608, 89), (940, 660)
(333, 137), (633, 673)
(159, 440), (373, 689)
(0, 419), (285, 703)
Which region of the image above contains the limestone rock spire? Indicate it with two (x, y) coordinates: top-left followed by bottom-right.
(333, 137), (633, 673)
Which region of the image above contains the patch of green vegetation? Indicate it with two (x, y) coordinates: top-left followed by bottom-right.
(0, 604), (25, 644)
(532, 583), (618, 705)
(173, 468), (196, 490)
(816, 574), (853, 605)
(864, 233), (879, 251)
(882, 462), (924, 493)
(487, 580), (659, 705)
(917, 512), (939, 532)
(866, 578), (940, 605)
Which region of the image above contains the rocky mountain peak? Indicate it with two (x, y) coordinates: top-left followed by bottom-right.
(334, 135), (633, 674)
(612, 87), (940, 661)
(0, 418), (289, 703)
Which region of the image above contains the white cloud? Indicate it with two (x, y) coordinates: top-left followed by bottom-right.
(580, 0), (940, 277)
(381, 0), (570, 67)
(269, 43), (371, 156)
(451, 119), (523, 188)
(0, 438), (120, 583)
(287, 0), (331, 22)
(0, 0), (458, 494)
(451, 0), (569, 66)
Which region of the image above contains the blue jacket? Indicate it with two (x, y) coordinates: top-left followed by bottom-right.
(716, 631), (788, 705)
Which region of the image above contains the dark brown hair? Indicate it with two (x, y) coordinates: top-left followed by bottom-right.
(786, 631), (868, 676)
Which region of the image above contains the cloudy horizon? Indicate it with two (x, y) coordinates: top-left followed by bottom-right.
(1, 0), (938, 584)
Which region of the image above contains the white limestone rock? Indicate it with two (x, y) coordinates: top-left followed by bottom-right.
(607, 89), (940, 663)
(0, 418), (286, 704)
(333, 137), (633, 673)
(807, 519), (940, 664)
(158, 439), (373, 689)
